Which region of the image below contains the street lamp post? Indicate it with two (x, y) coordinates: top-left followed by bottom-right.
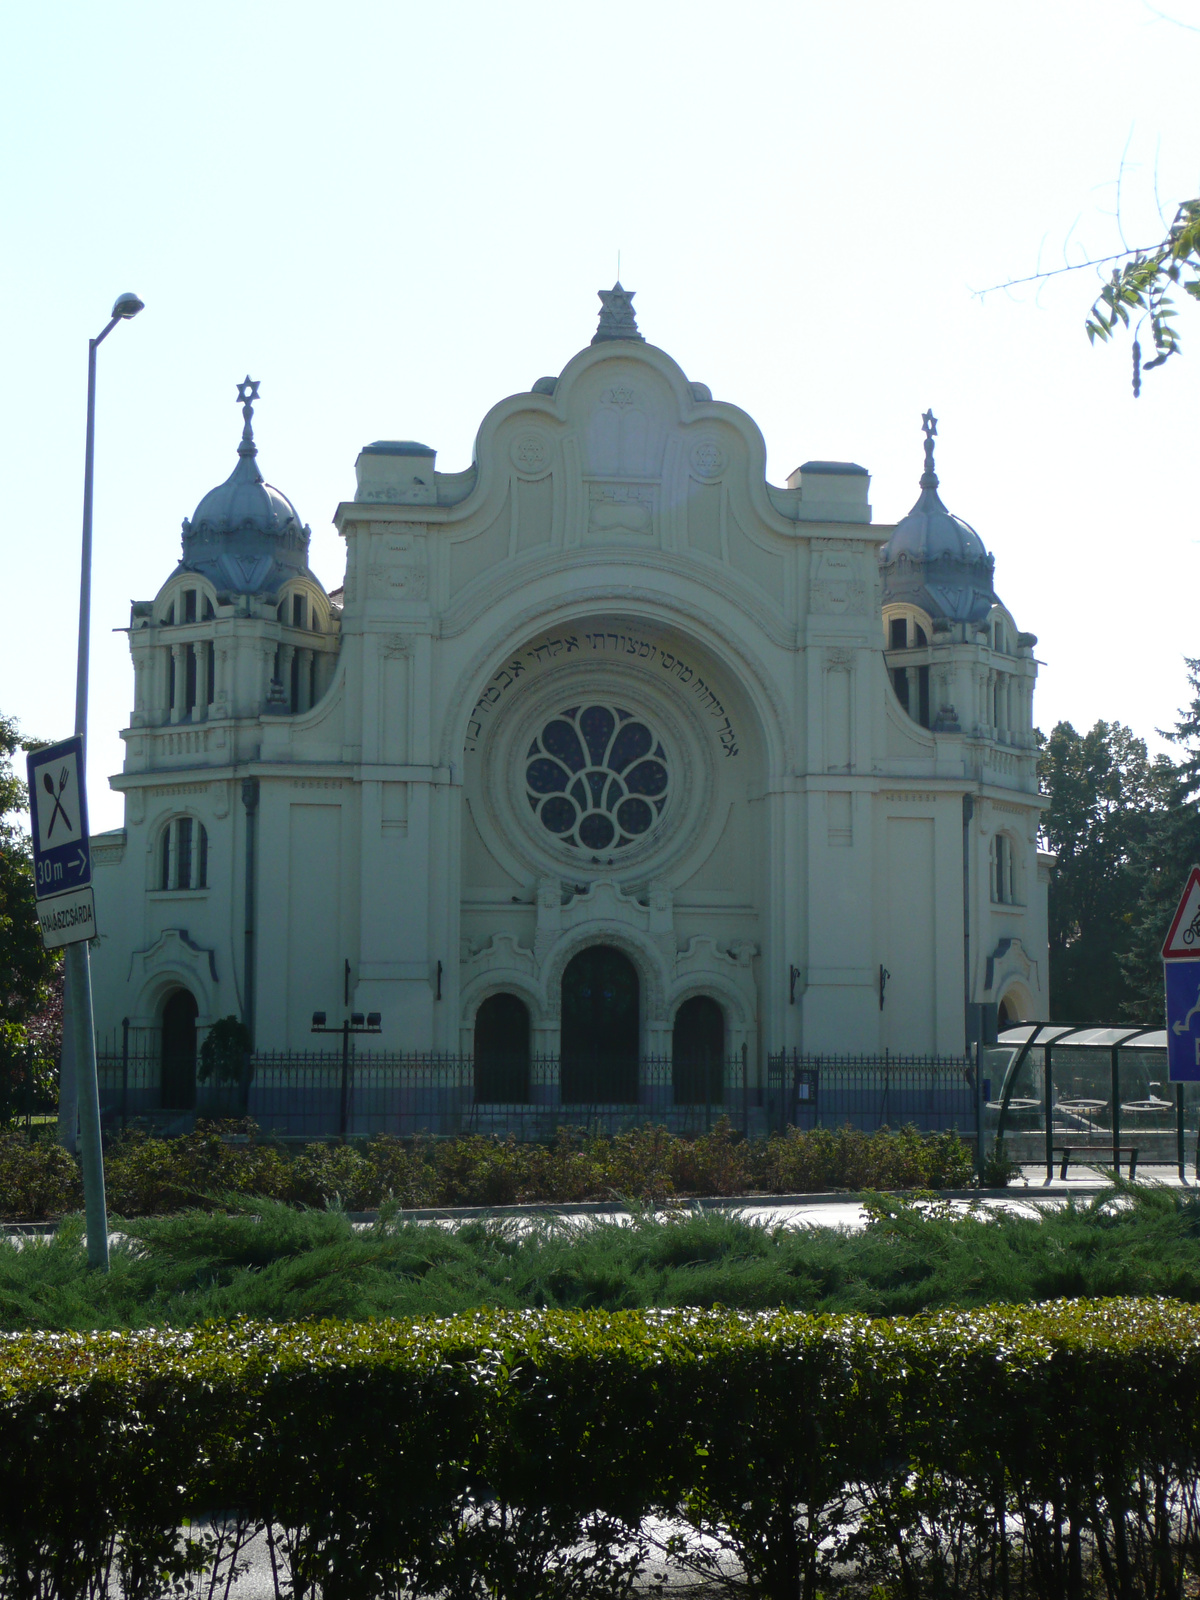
(67, 291), (143, 1271)
(311, 1010), (382, 1139)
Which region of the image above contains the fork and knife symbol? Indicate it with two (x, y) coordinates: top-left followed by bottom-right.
(42, 767), (73, 839)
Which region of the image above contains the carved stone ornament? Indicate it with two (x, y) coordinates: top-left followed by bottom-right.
(811, 580), (868, 616)
(812, 550), (867, 615)
(825, 647), (855, 669)
(689, 437), (725, 478)
(510, 434), (551, 476)
(383, 636), (413, 659)
(367, 564), (428, 600)
(588, 483), (654, 535)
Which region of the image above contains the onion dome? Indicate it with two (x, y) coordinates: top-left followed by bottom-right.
(176, 378), (318, 597)
(879, 412), (998, 624)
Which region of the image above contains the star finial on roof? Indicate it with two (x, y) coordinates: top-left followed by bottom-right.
(592, 282), (644, 344)
(920, 408), (939, 489)
(236, 376), (260, 457)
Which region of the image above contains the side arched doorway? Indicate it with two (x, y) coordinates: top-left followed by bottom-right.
(474, 993), (531, 1103)
(161, 989), (198, 1110)
(560, 945), (639, 1104)
(672, 996), (725, 1105)
(997, 993), (1020, 1030)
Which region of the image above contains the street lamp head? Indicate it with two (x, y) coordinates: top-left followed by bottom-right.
(111, 292), (144, 320)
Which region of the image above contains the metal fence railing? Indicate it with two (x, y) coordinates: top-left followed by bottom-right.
(92, 1046), (756, 1140)
(766, 1051), (978, 1137)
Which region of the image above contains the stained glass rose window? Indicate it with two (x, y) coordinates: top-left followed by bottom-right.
(526, 704), (670, 851)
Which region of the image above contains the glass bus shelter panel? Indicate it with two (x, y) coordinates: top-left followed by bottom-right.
(981, 1041), (1042, 1135)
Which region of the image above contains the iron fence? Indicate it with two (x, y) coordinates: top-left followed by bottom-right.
(766, 1050), (978, 1136)
(93, 1045), (756, 1140)
(92, 1040), (985, 1143)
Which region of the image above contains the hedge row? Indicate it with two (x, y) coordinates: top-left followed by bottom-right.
(0, 1119), (976, 1220)
(3, 1299), (1199, 1599)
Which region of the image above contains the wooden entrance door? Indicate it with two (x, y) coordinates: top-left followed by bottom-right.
(161, 989), (198, 1109)
(560, 945), (639, 1104)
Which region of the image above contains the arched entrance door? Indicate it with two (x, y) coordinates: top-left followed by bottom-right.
(161, 989), (198, 1109)
(672, 996), (725, 1105)
(560, 945), (639, 1104)
(474, 993), (531, 1102)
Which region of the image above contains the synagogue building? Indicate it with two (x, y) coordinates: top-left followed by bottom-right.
(88, 288), (1050, 1117)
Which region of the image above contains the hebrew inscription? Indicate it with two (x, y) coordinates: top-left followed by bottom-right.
(466, 629), (738, 758)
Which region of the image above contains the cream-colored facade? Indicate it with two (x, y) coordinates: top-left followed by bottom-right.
(89, 290), (1049, 1103)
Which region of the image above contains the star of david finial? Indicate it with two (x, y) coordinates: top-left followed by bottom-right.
(919, 408), (939, 490)
(236, 375), (260, 458)
(593, 282), (644, 344)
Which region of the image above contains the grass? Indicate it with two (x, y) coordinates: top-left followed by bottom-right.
(2, 1182), (1200, 1331)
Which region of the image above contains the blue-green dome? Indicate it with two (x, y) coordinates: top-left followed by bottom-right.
(175, 378), (318, 597)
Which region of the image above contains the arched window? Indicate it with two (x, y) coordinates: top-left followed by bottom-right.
(560, 945), (639, 1104)
(160, 988), (198, 1109)
(997, 993), (1020, 1029)
(160, 819), (208, 890)
(672, 996), (725, 1106)
(474, 993), (531, 1103)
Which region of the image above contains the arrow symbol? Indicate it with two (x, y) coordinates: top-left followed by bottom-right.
(70, 848), (87, 876)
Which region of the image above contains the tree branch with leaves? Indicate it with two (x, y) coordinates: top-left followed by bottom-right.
(1084, 198), (1200, 394)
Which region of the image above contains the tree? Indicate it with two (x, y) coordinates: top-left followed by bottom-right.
(0, 713), (62, 1124)
(1038, 720), (1175, 1021)
(1120, 660), (1200, 1022)
(0, 713), (58, 1025)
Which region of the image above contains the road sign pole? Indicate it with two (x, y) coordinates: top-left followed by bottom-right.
(1178, 1084), (1187, 1186)
(67, 940), (107, 1268)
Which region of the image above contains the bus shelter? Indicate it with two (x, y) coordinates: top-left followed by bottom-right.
(983, 1024), (1194, 1183)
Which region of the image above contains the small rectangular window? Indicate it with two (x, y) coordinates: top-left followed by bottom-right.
(205, 641), (215, 706)
(168, 651), (176, 709)
(890, 617), (907, 650)
(197, 824), (208, 889)
(177, 818), (193, 890)
(203, 596), (215, 621)
(293, 594), (306, 629)
(184, 645), (197, 713)
(893, 667), (909, 710)
(164, 602), (175, 626)
(184, 590), (197, 624)
(918, 665), (930, 728)
(161, 827), (172, 890)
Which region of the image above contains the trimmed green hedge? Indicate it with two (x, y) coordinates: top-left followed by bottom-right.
(3, 1300), (1199, 1599)
(0, 1119), (976, 1221)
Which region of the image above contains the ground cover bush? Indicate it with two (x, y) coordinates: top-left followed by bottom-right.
(3, 1184), (1200, 1332)
(0, 1118), (975, 1222)
(2, 1298), (1199, 1600)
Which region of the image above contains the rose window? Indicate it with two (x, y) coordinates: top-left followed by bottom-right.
(526, 704), (670, 851)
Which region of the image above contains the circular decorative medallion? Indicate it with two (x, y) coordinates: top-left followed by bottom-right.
(525, 704), (670, 852)
(689, 437), (725, 478)
(510, 433), (551, 476)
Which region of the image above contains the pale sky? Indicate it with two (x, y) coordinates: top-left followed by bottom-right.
(2, 0), (1198, 832)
